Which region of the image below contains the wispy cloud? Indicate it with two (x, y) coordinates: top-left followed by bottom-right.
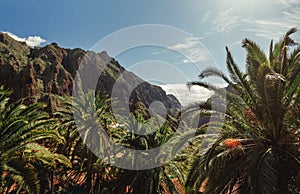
(201, 11), (211, 24)
(276, 0), (299, 6)
(168, 37), (210, 64)
(152, 51), (161, 55)
(210, 8), (243, 34)
(244, 6), (300, 40)
(207, 0), (300, 40)
(1, 32), (46, 47)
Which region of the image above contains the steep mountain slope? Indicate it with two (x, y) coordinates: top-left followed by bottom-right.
(0, 32), (180, 122)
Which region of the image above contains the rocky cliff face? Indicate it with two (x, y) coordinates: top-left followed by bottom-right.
(0, 32), (181, 121)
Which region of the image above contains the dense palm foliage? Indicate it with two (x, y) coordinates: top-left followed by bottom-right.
(108, 114), (186, 194)
(55, 92), (185, 193)
(1, 29), (299, 194)
(54, 92), (116, 194)
(0, 87), (70, 193)
(186, 28), (300, 193)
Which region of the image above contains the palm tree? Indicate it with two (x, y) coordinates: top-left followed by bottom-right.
(55, 91), (115, 193)
(0, 87), (70, 193)
(56, 92), (187, 193)
(110, 114), (186, 194)
(186, 28), (300, 193)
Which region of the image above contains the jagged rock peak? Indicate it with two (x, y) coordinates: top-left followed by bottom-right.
(0, 38), (181, 124)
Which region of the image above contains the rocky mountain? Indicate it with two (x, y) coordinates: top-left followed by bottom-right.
(0, 32), (181, 123)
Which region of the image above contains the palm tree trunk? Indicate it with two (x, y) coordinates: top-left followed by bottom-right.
(152, 169), (160, 194)
(86, 151), (94, 194)
(50, 168), (54, 194)
(94, 172), (100, 194)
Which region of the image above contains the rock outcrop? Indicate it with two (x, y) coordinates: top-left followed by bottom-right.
(0, 32), (181, 123)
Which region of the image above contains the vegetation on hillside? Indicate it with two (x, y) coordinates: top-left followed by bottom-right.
(0, 29), (299, 193)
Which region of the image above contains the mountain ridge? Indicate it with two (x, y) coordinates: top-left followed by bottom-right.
(0, 32), (181, 123)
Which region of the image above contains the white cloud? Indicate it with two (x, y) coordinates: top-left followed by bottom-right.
(152, 51), (160, 55)
(276, 0), (299, 6)
(201, 11), (211, 24)
(182, 59), (190, 64)
(209, 8), (243, 34)
(244, 6), (300, 40)
(168, 37), (210, 64)
(160, 84), (214, 107)
(207, 0), (300, 40)
(26, 36), (47, 47)
(2, 32), (46, 47)
(169, 37), (198, 50)
(151, 49), (169, 56)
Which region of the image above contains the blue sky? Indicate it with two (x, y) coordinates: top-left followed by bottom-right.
(1, 0), (299, 84)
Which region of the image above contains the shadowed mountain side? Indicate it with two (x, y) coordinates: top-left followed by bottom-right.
(0, 32), (181, 126)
